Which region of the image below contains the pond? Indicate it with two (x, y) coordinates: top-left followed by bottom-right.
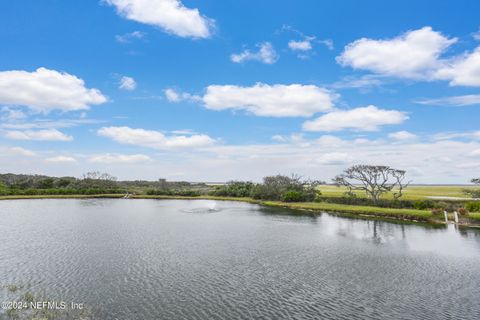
(0, 199), (479, 319)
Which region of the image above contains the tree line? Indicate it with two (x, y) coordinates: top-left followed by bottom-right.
(1, 167), (479, 212)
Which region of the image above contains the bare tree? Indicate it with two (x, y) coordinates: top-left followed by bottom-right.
(333, 165), (411, 203)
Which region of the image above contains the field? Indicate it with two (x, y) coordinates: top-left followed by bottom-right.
(318, 185), (478, 201)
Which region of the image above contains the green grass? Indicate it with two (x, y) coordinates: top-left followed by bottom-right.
(262, 201), (433, 221)
(468, 212), (480, 221)
(319, 185), (478, 200)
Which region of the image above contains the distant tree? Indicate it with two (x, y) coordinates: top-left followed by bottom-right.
(252, 174), (323, 201)
(210, 181), (255, 197)
(79, 171), (118, 189)
(37, 178), (55, 189)
(463, 178), (480, 198)
(333, 165), (411, 204)
(55, 177), (74, 188)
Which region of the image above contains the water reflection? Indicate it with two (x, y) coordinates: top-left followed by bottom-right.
(1, 199), (479, 320)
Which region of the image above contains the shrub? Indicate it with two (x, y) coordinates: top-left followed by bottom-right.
(413, 200), (436, 210)
(466, 202), (480, 213)
(431, 208), (444, 215)
(251, 174), (322, 201)
(281, 190), (306, 202)
(209, 181), (255, 197)
(458, 208), (468, 216)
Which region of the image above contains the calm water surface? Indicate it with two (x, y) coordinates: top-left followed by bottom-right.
(0, 199), (479, 319)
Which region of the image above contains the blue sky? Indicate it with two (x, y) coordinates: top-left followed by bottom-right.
(0, 0), (479, 183)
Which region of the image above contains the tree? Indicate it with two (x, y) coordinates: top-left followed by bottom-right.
(251, 174), (323, 201)
(463, 178), (480, 198)
(333, 165), (411, 204)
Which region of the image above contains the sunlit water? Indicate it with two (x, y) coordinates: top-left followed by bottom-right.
(1, 199), (479, 319)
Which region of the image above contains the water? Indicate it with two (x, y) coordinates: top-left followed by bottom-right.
(0, 199), (479, 319)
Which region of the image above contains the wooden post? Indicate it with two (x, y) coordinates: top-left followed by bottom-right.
(454, 211), (459, 224)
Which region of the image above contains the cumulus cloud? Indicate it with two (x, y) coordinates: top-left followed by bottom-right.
(435, 48), (480, 87)
(89, 153), (152, 163)
(105, 0), (214, 38)
(115, 30), (145, 43)
(119, 76), (137, 91)
(202, 83), (336, 117)
(416, 94), (480, 106)
(4, 129), (73, 141)
(45, 156), (77, 163)
(0, 67), (107, 113)
(97, 126), (215, 149)
(230, 42), (278, 64)
(302, 105), (408, 132)
(337, 27), (457, 79)
(388, 131), (417, 140)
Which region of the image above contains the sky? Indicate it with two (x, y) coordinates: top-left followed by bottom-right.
(0, 0), (479, 183)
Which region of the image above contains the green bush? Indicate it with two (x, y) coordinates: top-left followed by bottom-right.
(281, 190), (306, 202)
(466, 202), (480, 212)
(209, 181), (254, 197)
(413, 200), (436, 210)
(146, 189), (201, 197)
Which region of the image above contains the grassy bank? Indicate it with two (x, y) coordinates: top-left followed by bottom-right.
(2, 193), (478, 226)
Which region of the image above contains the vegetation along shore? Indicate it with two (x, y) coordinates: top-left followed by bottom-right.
(1, 166), (479, 226)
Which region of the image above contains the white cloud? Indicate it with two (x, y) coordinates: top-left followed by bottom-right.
(432, 131), (480, 141)
(203, 83), (336, 117)
(119, 76), (137, 91)
(115, 30), (145, 43)
(332, 75), (382, 89)
(316, 152), (351, 165)
(4, 129), (73, 141)
(337, 26), (457, 79)
(164, 88), (181, 102)
(97, 126), (215, 149)
(288, 39), (312, 51)
(318, 39), (334, 50)
(303, 105), (408, 132)
(469, 149), (480, 157)
(2, 134), (480, 184)
(8, 147), (35, 157)
(435, 48), (480, 87)
(230, 42), (278, 64)
(1, 107), (26, 121)
(416, 94), (480, 106)
(388, 131), (417, 140)
(45, 156), (77, 163)
(164, 88), (200, 102)
(0, 67), (107, 113)
(89, 153), (152, 163)
(474, 29), (480, 41)
(105, 0), (214, 39)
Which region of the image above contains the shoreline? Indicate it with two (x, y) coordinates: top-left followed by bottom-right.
(1, 194), (479, 228)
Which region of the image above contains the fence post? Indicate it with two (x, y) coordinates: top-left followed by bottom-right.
(444, 210), (448, 223)
(454, 211), (459, 224)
